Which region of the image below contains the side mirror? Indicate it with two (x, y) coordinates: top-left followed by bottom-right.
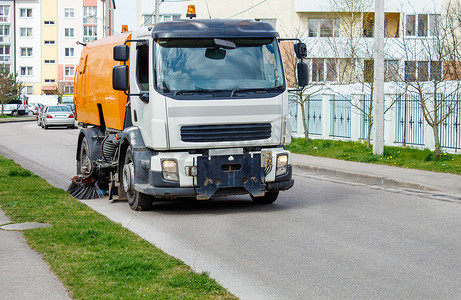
(294, 43), (307, 59)
(113, 65), (129, 91)
(297, 62), (309, 87)
(114, 45), (129, 62)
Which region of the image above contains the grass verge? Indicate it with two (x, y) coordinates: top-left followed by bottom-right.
(287, 138), (461, 175)
(0, 156), (236, 299)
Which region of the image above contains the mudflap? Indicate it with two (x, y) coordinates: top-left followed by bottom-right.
(196, 154), (265, 200)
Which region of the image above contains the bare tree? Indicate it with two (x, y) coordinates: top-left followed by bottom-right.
(326, 0), (399, 148)
(280, 41), (322, 142)
(395, 4), (460, 156)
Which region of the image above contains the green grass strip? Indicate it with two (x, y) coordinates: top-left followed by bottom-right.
(0, 156), (236, 300)
(287, 138), (461, 175)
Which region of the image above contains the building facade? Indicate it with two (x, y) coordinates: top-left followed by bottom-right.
(12, 0), (114, 96)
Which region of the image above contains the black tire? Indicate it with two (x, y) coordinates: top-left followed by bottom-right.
(123, 147), (153, 211)
(44, 124), (48, 129)
(251, 191), (279, 204)
(77, 135), (93, 178)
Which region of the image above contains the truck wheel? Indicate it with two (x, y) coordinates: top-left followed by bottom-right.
(251, 191), (279, 204)
(77, 136), (92, 177)
(123, 147), (153, 211)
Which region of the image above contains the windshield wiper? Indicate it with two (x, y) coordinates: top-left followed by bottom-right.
(230, 88), (283, 97)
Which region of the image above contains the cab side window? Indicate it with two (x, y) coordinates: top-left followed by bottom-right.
(136, 44), (149, 91)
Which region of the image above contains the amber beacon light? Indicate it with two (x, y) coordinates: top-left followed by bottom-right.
(186, 5), (196, 19)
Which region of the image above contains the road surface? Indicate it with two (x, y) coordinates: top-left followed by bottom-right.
(1, 121), (460, 299)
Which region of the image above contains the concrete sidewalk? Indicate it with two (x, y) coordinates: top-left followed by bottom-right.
(0, 210), (71, 300)
(291, 153), (461, 197)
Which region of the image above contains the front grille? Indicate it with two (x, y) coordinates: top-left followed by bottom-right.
(181, 123), (272, 143)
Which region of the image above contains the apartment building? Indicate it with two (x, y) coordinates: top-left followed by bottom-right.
(13, 0), (113, 96)
(0, 0), (14, 73)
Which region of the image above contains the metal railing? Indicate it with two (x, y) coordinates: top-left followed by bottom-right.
(396, 93), (425, 145)
(330, 95), (351, 138)
(439, 94), (461, 150)
(306, 95), (323, 135)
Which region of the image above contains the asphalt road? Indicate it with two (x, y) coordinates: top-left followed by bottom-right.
(1, 121), (460, 299)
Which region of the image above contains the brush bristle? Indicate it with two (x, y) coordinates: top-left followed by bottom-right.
(67, 176), (103, 200)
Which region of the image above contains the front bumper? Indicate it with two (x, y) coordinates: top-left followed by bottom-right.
(134, 148), (293, 200)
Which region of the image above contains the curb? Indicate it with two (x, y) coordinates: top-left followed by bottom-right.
(292, 163), (439, 192)
(0, 117), (36, 123)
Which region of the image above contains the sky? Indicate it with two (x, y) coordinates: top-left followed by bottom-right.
(113, 0), (137, 34)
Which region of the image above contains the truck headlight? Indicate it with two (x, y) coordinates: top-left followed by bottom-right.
(161, 159), (179, 181)
(276, 154), (288, 176)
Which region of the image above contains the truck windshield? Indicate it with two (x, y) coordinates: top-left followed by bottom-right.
(154, 38), (285, 95)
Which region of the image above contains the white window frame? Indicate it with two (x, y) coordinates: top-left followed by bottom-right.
(65, 66), (75, 76)
(65, 28), (74, 38)
(65, 48), (74, 57)
(64, 8), (74, 18)
(20, 27), (32, 38)
(20, 47), (33, 57)
(20, 66), (33, 76)
(19, 8), (32, 18)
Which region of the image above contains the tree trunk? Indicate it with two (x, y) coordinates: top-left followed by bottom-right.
(300, 102), (309, 142)
(432, 124), (441, 156)
(366, 118), (372, 149)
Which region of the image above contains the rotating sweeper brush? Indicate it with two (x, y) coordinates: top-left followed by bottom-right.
(67, 175), (104, 199)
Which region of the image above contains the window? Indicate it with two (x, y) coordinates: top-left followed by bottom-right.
(23, 86), (33, 95)
(44, 40), (55, 45)
(83, 26), (97, 42)
(406, 15), (415, 36)
(0, 5), (10, 22)
(65, 28), (74, 37)
(65, 48), (74, 57)
(385, 60), (399, 81)
(83, 6), (97, 24)
(406, 14), (439, 37)
(326, 59), (337, 81)
(136, 44), (149, 90)
(0, 25), (10, 42)
(0, 45), (10, 62)
(44, 60), (55, 64)
(418, 14), (428, 37)
(364, 60), (374, 82)
(312, 59), (324, 82)
(64, 85), (74, 94)
(429, 14), (440, 36)
(405, 61), (441, 82)
(405, 61), (416, 81)
(20, 66), (33, 76)
(64, 8), (74, 18)
(20, 47), (33, 57)
(20, 27), (32, 38)
(363, 13), (374, 37)
(417, 61), (428, 81)
(45, 79), (56, 83)
(308, 18), (339, 37)
(44, 21), (55, 25)
(20, 8), (32, 18)
(65, 66), (75, 76)
(430, 61), (442, 81)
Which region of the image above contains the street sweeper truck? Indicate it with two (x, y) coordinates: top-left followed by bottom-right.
(70, 14), (308, 210)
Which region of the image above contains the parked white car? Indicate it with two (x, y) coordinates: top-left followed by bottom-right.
(41, 105), (76, 129)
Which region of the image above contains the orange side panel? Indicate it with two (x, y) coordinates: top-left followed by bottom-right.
(74, 32), (132, 131)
